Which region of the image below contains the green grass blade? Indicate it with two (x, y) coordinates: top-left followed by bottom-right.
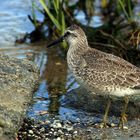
(31, 1), (37, 27)
(53, 0), (59, 14)
(61, 11), (65, 34)
(53, 0), (58, 14)
(39, 0), (61, 30)
(32, 1), (44, 14)
(128, 0), (133, 18)
(118, 0), (130, 20)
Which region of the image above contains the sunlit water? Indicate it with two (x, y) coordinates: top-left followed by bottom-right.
(0, 0), (43, 47)
(74, 10), (103, 28)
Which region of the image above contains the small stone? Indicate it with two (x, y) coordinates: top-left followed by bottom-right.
(34, 135), (39, 138)
(86, 129), (91, 132)
(56, 137), (61, 140)
(53, 123), (62, 128)
(65, 133), (69, 136)
(58, 129), (63, 134)
(42, 135), (46, 138)
(110, 123), (115, 127)
(28, 130), (33, 134)
(39, 121), (45, 125)
(34, 125), (37, 128)
(123, 126), (128, 130)
(73, 131), (77, 134)
(45, 120), (51, 124)
(49, 131), (53, 134)
(66, 126), (73, 131)
(53, 131), (57, 136)
(51, 128), (54, 131)
(28, 134), (32, 137)
(22, 131), (27, 135)
(50, 120), (63, 129)
(45, 133), (49, 136)
(40, 127), (45, 132)
(99, 123), (104, 128)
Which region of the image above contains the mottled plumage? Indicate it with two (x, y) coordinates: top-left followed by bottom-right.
(47, 24), (140, 128)
(66, 25), (140, 98)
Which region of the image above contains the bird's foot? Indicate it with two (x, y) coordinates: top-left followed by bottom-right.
(98, 120), (109, 128)
(118, 113), (128, 129)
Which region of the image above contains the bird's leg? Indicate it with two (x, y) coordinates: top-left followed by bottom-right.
(119, 96), (129, 129)
(102, 99), (111, 127)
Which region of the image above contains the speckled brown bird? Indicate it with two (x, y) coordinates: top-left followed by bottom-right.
(47, 24), (140, 128)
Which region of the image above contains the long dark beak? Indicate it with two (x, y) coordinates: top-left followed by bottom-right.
(47, 35), (64, 48)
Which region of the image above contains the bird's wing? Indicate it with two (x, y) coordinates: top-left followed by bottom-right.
(80, 49), (140, 89)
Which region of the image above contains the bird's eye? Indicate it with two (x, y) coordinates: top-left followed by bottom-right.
(64, 31), (77, 37)
(66, 31), (71, 36)
(64, 31), (71, 37)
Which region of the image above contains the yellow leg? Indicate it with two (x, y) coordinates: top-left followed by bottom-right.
(119, 96), (129, 129)
(102, 99), (111, 127)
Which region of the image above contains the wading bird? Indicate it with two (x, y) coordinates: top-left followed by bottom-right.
(47, 25), (140, 128)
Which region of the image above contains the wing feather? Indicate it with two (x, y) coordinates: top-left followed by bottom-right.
(80, 48), (140, 89)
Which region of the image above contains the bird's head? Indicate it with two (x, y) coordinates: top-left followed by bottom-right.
(47, 24), (87, 48)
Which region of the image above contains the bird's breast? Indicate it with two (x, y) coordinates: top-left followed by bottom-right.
(67, 48), (83, 72)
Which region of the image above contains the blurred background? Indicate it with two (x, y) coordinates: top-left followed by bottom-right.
(0, 0), (140, 139)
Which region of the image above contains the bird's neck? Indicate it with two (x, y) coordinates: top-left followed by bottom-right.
(67, 38), (89, 74)
(67, 38), (89, 70)
(68, 38), (89, 54)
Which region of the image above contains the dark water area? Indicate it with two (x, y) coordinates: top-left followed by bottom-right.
(0, 0), (140, 139)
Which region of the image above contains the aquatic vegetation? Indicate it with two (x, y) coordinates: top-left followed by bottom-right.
(39, 0), (66, 35)
(128, 29), (140, 49)
(31, 1), (38, 28)
(28, 0), (140, 56)
(118, 0), (133, 22)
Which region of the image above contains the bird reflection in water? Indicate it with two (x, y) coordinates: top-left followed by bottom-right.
(44, 47), (67, 114)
